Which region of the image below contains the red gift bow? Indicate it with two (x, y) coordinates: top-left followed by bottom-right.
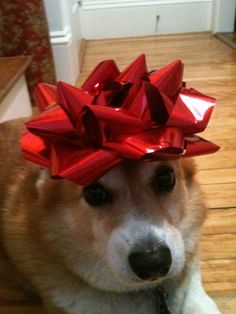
(21, 55), (219, 186)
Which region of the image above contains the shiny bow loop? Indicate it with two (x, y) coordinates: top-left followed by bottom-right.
(21, 55), (220, 186)
(79, 80), (187, 160)
(57, 76), (188, 160)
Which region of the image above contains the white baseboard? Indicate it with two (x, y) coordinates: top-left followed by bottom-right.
(82, 0), (212, 10)
(80, 0), (213, 39)
(50, 30), (80, 84)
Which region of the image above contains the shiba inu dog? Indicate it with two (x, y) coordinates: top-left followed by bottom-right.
(0, 118), (220, 313)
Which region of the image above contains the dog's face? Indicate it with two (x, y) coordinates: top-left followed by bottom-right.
(36, 159), (206, 292)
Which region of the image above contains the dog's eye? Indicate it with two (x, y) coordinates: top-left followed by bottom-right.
(152, 166), (175, 193)
(83, 183), (111, 206)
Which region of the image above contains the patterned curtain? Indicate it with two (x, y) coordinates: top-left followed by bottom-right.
(0, 0), (56, 101)
(0, 9), (3, 57)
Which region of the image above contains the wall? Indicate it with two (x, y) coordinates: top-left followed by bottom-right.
(212, 0), (236, 33)
(44, 0), (82, 84)
(80, 0), (213, 39)
(43, 0), (235, 80)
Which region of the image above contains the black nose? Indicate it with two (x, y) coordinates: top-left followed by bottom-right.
(128, 246), (172, 281)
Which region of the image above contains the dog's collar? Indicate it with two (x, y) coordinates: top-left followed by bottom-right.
(157, 287), (171, 314)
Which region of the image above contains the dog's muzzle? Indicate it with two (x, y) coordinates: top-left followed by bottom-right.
(128, 245), (172, 281)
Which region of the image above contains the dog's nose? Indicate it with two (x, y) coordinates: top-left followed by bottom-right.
(128, 246), (172, 281)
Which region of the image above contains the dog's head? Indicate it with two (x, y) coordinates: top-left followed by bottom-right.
(36, 159), (206, 292)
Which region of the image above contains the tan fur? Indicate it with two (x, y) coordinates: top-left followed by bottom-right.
(0, 119), (220, 314)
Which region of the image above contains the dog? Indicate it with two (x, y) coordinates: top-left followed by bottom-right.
(0, 118), (220, 313)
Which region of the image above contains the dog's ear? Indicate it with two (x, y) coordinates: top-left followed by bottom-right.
(35, 168), (65, 207)
(36, 168), (51, 192)
(181, 158), (197, 184)
(35, 168), (82, 207)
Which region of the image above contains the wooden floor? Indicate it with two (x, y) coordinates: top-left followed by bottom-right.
(216, 33), (236, 50)
(1, 33), (236, 313)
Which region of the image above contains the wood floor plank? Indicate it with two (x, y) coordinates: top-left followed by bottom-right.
(202, 126), (236, 141)
(82, 36), (234, 66)
(211, 295), (236, 314)
(199, 137), (235, 151)
(197, 168), (236, 185)
(78, 33), (236, 81)
(195, 151), (236, 170)
(202, 259), (236, 294)
(202, 183), (236, 209)
(200, 234), (236, 260)
(203, 208), (236, 235)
